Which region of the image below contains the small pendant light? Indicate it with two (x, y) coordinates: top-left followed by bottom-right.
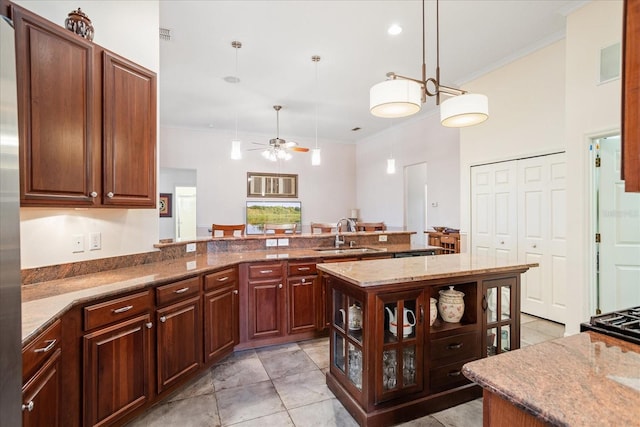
(229, 41), (242, 160)
(311, 55), (321, 166)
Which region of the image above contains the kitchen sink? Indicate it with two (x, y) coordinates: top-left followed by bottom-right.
(313, 247), (386, 255)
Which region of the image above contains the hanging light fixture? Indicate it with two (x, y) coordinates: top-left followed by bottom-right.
(387, 122), (396, 174)
(311, 55), (321, 166)
(369, 0), (488, 127)
(229, 40), (243, 159)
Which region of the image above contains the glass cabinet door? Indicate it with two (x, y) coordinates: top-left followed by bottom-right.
(331, 288), (364, 391)
(376, 290), (424, 404)
(483, 278), (518, 356)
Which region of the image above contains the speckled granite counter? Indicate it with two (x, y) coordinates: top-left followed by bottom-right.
(315, 253), (538, 287)
(21, 243), (437, 344)
(462, 332), (640, 426)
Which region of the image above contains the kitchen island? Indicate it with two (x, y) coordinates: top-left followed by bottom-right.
(316, 254), (537, 427)
(462, 331), (640, 427)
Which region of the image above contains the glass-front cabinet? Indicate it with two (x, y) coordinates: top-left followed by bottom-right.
(482, 277), (519, 356)
(332, 287), (364, 394)
(376, 290), (424, 403)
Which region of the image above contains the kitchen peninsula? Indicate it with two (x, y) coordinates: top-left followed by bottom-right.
(316, 254), (538, 427)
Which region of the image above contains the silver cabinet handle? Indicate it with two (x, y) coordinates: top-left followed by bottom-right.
(107, 192), (114, 198)
(22, 401), (34, 412)
(260, 270), (273, 274)
(233, 289), (239, 295)
(447, 343), (463, 350)
(160, 316), (167, 323)
(278, 283), (283, 289)
(113, 305), (133, 314)
(145, 322), (153, 329)
(217, 276), (229, 282)
(298, 267), (310, 271)
(90, 191), (98, 198)
(34, 339), (56, 353)
(174, 287), (189, 294)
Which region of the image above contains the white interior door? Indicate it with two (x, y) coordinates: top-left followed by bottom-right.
(518, 153), (567, 323)
(175, 186), (197, 241)
(598, 137), (640, 312)
(471, 162), (518, 264)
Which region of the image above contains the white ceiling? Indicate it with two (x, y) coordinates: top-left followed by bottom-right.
(159, 0), (588, 145)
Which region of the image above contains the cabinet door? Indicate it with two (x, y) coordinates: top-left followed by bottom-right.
(204, 281), (238, 363)
(22, 349), (61, 427)
(287, 275), (318, 334)
(83, 314), (152, 427)
(102, 51), (156, 207)
(156, 297), (202, 393)
(247, 278), (285, 340)
(482, 277), (519, 357)
(13, 5), (100, 206)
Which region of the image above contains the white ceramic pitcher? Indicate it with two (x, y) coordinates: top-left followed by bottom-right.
(385, 306), (416, 337)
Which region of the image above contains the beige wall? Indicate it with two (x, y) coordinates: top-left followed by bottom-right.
(16, 1), (160, 268)
(459, 0), (623, 334)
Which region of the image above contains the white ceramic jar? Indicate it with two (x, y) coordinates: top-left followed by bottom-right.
(429, 298), (438, 326)
(437, 286), (465, 323)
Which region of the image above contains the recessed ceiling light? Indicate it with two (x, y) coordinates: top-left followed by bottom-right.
(388, 24), (402, 35)
(223, 76), (240, 83)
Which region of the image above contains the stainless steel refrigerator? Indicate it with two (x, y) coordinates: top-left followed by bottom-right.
(0, 11), (23, 426)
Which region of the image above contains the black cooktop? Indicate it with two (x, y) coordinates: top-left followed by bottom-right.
(580, 306), (640, 345)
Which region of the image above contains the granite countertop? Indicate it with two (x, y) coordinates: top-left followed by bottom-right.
(462, 332), (640, 426)
(315, 253), (538, 287)
(21, 243), (437, 344)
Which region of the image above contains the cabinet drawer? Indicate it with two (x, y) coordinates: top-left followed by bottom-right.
(248, 263), (283, 279)
(84, 290), (151, 331)
(429, 358), (476, 393)
(204, 268), (237, 291)
(288, 261), (317, 276)
(440, 235), (457, 244)
(22, 319), (61, 382)
(430, 332), (481, 365)
(156, 276), (201, 306)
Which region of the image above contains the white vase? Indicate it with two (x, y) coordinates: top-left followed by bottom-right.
(429, 298), (438, 326)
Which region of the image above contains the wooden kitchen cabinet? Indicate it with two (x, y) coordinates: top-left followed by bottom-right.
(622, 0), (639, 192)
(82, 291), (153, 427)
(243, 262), (287, 342)
(155, 277), (202, 394)
(22, 319), (62, 427)
(204, 267), (239, 363)
(426, 232), (460, 254)
(287, 261), (319, 334)
(12, 3), (156, 208)
(482, 276), (519, 357)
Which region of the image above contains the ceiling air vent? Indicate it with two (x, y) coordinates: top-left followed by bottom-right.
(159, 28), (171, 41)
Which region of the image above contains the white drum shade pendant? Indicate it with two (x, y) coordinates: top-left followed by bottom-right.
(370, 79), (422, 118)
(440, 93), (488, 127)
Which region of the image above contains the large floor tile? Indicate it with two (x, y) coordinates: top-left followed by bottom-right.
(167, 370), (215, 403)
(212, 353), (270, 391)
(259, 348), (319, 379)
(126, 394), (220, 427)
(521, 324), (559, 346)
(216, 380), (286, 425)
(215, 349), (259, 366)
(288, 398), (359, 427)
(431, 398), (482, 427)
(255, 342), (301, 357)
(397, 414), (446, 426)
(303, 344), (331, 369)
(272, 369), (334, 409)
(226, 410), (295, 427)
(524, 319), (565, 338)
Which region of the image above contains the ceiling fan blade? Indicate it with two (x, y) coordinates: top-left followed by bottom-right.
(247, 148), (266, 151)
(251, 141), (267, 146)
(284, 141), (298, 148)
(290, 146), (309, 152)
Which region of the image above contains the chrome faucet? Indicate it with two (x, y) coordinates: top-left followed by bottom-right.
(335, 218), (356, 247)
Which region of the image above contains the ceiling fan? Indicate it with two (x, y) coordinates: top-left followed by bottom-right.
(250, 105), (309, 161)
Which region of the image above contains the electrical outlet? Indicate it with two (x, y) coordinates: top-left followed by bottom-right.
(89, 232), (101, 250)
(266, 239), (278, 247)
(277, 238), (289, 247)
(186, 243), (196, 253)
(72, 234), (84, 253)
(186, 260), (196, 270)
(378, 234), (388, 242)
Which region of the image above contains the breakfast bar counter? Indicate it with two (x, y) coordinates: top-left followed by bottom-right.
(462, 331), (640, 427)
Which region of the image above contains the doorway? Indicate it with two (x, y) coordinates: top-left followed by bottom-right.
(175, 186), (197, 241)
(592, 135), (640, 314)
(404, 163), (427, 246)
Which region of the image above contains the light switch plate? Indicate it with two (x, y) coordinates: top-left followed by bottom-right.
(89, 232), (101, 250)
(186, 243), (196, 253)
(378, 235), (388, 242)
(186, 260), (196, 270)
(277, 238), (289, 247)
(266, 239), (278, 247)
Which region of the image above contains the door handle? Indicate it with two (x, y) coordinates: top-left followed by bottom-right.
(113, 305), (133, 314)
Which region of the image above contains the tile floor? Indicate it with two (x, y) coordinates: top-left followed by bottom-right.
(127, 313), (564, 427)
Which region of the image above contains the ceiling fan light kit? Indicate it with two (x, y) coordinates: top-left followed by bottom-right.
(369, 0), (489, 127)
(254, 105), (310, 162)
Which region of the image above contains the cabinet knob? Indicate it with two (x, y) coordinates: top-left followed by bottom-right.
(532, 244), (537, 248)
(500, 240), (505, 245)
(278, 283), (283, 289)
(107, 192), (114, 198)
(145, 322), (153, 329)
(90, 191), (98, 198)
(22, 401), (34, 412)
(160, 316), (167, 323)
(233, 289), (239, 295)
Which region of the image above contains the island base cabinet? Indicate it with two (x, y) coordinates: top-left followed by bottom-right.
(83, 314), (152, 427)
(482, 390), (548, 427)
(22, 349), (61, 427)
(204, 267), (239, 363)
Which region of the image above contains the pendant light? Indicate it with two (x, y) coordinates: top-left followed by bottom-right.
(311, 55), (321, 166)
(387, 122), (396, 174)
(369, 0), (488, 127)
(229, 40), (242, 159)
